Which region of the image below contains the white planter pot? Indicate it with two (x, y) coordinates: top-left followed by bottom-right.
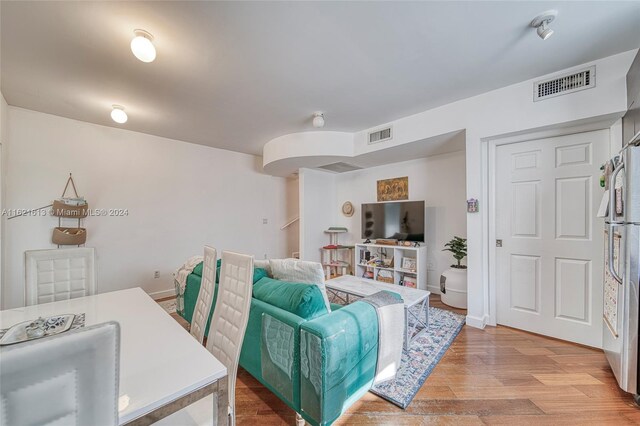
(440, 267), (468, 309)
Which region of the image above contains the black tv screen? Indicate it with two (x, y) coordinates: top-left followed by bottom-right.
(361, 201), (425, 242)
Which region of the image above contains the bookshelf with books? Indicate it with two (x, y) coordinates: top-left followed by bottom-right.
(354, 242), (427, 290)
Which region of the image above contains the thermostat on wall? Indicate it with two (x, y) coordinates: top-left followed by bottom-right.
(467, 198), (479, 213)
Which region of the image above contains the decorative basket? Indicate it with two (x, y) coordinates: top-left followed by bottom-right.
(376, 276), (394, 284)
(52, 200), (88, 218)
(52, 227), (87, 245)
(52, 174), (88, 218)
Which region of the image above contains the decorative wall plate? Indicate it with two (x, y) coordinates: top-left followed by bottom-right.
(342, 201), (354, 217)
(342, 201), (355, 217)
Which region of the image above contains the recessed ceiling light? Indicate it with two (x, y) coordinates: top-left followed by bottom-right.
(131, 29), (156, 63)
(531, 10), (557, 41)
(111, 105), (128, 124)
(312, 112), (325, 128)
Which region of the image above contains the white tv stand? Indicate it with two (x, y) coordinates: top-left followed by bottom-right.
(354, 242), (428, 290)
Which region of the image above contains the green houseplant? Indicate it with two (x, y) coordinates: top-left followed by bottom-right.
(441, 236), (468, 309)
(443, 236), (467, 269)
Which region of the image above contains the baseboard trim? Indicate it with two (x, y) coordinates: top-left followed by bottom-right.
(427, 285), (441, 295)
(465, 314), (487, 329)
(148, 288), (175, 300)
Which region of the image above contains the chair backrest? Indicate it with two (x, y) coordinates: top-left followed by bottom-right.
(0, 321), (120, 426)
(190, 246), (217, 344)
(25, 247), (96, 306)
(205, 251), (253, 425)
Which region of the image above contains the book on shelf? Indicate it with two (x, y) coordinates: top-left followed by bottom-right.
(403, 276), (417, 288)
(359, 256), (394, 269)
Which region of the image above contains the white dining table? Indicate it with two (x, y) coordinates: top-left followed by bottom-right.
(0, 287), (228, 425)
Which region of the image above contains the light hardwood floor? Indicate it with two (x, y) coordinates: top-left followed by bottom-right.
(170, 295), (640, 425)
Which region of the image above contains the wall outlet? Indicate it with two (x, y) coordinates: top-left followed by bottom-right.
(262, 218), (268, 224)
(154, 271), (160, 279)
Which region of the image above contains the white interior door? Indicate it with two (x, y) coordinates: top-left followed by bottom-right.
(496, 130), (608, 347)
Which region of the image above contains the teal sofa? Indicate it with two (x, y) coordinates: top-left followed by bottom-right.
(177, 261), (379, 426)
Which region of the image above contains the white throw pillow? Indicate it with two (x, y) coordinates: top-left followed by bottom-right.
(269, 259), (331, 313)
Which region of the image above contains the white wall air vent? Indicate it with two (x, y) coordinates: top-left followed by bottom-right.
(317, 162), (363, 173)
(534, 66), (595, 101)
(368, 126), (393, 145)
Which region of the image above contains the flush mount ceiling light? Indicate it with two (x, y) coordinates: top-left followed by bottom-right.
(531, 10), (557, 40)
(312, 112), (325, 128)
(111, 105), (128, 124)
(131, 29), (156, 62)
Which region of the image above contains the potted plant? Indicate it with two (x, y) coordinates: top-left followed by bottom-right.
(440, 236), (468, 309)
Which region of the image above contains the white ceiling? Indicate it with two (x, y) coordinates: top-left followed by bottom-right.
(2, 1), (639, 156)
(264, 130), (466, 176)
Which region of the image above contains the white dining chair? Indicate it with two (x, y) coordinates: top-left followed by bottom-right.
(190, 246), (218, 344)
(25, 247), (96, 306)
(0, 321), (120, 426)
(206, 251), (254, 426)
(155, 252), (253, 426)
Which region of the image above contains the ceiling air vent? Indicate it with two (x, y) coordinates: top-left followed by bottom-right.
(534, 66), (595, 101)
(317, 162), (363, 173)
(368, 126), (393, 145)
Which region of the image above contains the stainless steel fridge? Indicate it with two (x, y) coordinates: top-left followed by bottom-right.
(603, 135), (640, 399)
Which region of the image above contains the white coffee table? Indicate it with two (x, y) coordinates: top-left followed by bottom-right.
(326, 275), (431, 350)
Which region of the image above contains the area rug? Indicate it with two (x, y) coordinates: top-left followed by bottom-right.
(158, 298), (177, 314)
(370, 306), (465, 409)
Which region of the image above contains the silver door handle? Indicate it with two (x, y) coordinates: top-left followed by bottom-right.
(608, 224), (623, 284)
(609, 161), (624, 223)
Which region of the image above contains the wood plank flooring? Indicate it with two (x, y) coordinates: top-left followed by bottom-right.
(169, 295), (640, 425)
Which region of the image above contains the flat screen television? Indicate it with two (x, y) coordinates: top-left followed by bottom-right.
(361, 201), (425, 242)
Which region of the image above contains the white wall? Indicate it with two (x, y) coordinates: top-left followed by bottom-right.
(299, 168), (336, 262)
(282, 50), (636, 328)
(0, 92), (7, 142)
(0, 92), (8, 308)
(358, 50), (634, 328)
(3, 107), (289, 309)
(284, 176), (300, 257)
(610, 118), (623, 156)
(332, 151), (466, 293)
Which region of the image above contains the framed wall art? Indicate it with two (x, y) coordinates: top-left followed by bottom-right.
(377, 177), (408, 202)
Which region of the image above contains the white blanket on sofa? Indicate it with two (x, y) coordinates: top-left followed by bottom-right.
(174, 255), (203, 295)
(360, 291), (405, 384)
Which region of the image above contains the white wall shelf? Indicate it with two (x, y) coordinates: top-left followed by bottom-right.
(354, 243), (427, 290)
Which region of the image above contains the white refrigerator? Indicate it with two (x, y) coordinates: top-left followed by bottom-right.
(603, 135), (640, 400)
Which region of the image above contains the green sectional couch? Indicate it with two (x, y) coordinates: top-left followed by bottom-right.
(177, 261), (379, 426)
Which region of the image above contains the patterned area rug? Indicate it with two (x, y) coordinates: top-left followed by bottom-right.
(370, 306), (465, 408)
(158, 298), (177, 314)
